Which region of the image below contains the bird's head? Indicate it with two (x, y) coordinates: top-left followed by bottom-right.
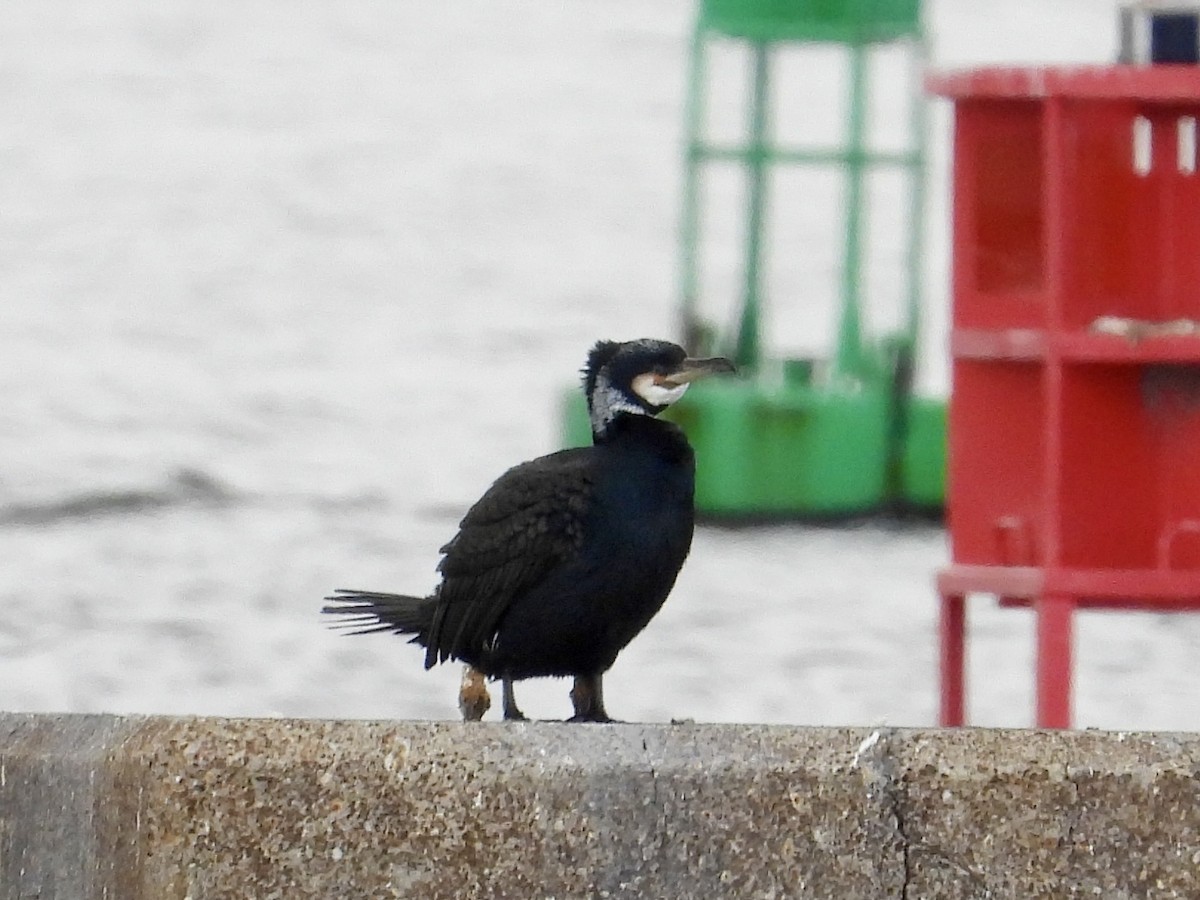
(583, 338), (735, 439)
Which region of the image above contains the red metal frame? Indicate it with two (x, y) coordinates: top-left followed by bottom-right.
(928, 65), (1200, 728)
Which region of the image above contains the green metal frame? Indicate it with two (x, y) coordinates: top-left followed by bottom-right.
(679, 2), (926, 378)
(563, 0), (944, 517)
(675, 0), (943, 517)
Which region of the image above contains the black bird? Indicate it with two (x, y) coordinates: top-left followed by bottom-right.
(323, 338), (734, 722)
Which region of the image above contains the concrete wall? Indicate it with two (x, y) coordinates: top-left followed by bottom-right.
(2, 715), (1199, 898)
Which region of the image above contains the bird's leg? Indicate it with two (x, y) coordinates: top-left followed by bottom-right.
(568, 674), (615, 723)
(458, 665), (491, 722)
(501, 677), (527, 721)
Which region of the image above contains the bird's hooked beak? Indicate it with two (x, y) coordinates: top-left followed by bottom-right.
(661, 356), (737, 387)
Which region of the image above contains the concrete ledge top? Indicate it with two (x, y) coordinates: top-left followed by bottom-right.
(3, 714), (1200, 898)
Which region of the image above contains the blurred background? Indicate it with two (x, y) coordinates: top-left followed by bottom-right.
(5, 0), (1200, 729)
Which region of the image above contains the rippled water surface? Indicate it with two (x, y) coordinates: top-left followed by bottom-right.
(7, 0), (1200, 730)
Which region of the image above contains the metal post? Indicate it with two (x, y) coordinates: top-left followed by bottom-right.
(1035, 594), (1074, 728)
(734, 40), (771, 371)
(939, 592), (967, 725)
(885, 35), (929, 501)
(902, 36), (927, 359)
(835, 41), (869, 380)
(679, 21), (707, 352)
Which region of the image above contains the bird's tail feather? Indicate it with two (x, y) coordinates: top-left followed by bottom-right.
(322, 589), (434, 639)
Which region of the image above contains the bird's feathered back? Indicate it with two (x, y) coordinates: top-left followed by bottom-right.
(422, 448), (595, 669)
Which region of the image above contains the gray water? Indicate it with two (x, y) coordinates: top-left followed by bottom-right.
(6, 0), (1200, 730)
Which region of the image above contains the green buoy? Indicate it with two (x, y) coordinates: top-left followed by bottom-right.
(564, 0), (945, 518)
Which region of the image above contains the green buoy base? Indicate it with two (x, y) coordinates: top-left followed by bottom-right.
(898, 394), (946, 511)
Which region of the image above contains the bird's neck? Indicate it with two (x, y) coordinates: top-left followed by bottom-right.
(593, 412), (689, 454)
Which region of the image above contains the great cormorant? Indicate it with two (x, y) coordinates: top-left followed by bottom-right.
(323, 338), (734, 722)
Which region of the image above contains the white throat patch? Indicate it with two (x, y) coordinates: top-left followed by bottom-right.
(631, 373), (690, 407)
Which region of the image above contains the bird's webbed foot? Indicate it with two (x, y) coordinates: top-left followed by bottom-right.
(566, 710), (617, 724)
(568, 674), (618, 723)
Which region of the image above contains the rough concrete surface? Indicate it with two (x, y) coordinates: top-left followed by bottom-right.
(2, 715), (1199, 898)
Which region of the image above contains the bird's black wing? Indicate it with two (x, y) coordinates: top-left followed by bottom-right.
(422, 447), (595, 668)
